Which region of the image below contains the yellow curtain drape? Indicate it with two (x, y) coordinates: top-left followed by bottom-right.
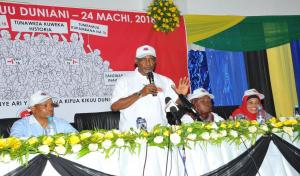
(267, 44), (298, 116)
(184, 15), (245, 43)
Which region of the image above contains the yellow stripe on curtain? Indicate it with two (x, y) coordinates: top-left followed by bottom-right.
(184, 15), (245, 43)
(267, 44), (298, 116)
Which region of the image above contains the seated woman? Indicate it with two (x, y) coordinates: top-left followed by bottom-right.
(231, 89), (272, 121)
(181, 88), (224, 123)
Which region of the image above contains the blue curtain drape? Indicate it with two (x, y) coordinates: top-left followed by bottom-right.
(188, 50), (211, 93)
(205, 48), (248, 106)
(290, 39), (300, 105)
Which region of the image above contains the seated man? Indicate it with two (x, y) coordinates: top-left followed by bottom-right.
(181, 88), (224, 123)
(10, 91), (77, 138)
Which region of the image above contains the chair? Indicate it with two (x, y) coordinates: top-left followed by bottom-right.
(74, 111), (120, 131)
(213, 105), (239, 119)
(0, 118), (20, 138)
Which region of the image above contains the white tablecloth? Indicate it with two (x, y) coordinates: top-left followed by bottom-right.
(1, 135), (299, 176)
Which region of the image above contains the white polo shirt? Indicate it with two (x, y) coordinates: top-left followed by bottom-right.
(181, 112), (224, 123)
(111, 68), (178, 131)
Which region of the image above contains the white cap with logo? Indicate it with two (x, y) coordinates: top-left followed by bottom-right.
(243, 89), (265, 100)
(28, 90), (52, 107)
(136, 45), (156, 59)
(188, 88), (214, 101)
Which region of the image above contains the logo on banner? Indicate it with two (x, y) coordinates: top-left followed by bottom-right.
(6, 58), (22, 65)
(65, 58), (79, 65)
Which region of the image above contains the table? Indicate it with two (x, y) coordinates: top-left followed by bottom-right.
(1, 134), (299, 176)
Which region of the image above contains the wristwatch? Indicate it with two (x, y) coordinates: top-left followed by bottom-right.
(136, 91), (143, 98)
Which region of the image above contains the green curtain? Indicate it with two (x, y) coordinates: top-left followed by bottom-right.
(184, 15), (245, 43)
(194, 16), (300, 51)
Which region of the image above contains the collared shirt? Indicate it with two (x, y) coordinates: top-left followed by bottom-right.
(111, 68), (178, 131)
(10, 115), (77, 138)
(181, 112), (224, 124)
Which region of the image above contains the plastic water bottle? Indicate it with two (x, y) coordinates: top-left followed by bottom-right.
(294, 105), (300, 117)
(45, 116), (57, 136)
(235, 114), (245, 120)
(136, 117), (147, 131)
(256, 105), (265, 124)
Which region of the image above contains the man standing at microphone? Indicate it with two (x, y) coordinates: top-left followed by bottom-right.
(111, 45), (189, 131)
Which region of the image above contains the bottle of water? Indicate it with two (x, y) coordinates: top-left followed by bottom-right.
(294, 105), (300, 117)
(136, 117), (147, 131)
(256, 105), (265, 124)
(235, 114), (245, 120)
(45, 116), (57, 136)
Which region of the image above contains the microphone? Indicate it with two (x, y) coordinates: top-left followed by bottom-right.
(147, 72), (157, 96)
(165, 97), (179, 112)
(165, 97), (181, 125)
(147, 72), (154, 84)
(178, 94), (200, 117)
(136, 117), (147, 131)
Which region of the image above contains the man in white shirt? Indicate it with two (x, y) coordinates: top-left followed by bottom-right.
(111, 45), (189, 131)
(181, 88), (224, 123)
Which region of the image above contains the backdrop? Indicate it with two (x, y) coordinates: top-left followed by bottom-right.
(0, 2), (188, 121)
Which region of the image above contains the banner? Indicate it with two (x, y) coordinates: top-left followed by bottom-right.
(0, 2), (188, 121)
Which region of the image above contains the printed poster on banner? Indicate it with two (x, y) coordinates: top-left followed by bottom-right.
(0, 2), (187, 121)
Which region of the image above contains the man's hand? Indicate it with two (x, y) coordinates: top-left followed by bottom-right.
(111, 84), (158, 111)
(172, 77), (190, 96)
(140, 84), (158, 96)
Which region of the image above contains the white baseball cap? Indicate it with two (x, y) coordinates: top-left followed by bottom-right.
(28, 90), (52, 107)
(136, 45), (156, 59)
(243, 89), (265, 100)
(188, 88), (214, 101)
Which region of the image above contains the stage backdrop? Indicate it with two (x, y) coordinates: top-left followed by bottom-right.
(0, 2), (188, 122)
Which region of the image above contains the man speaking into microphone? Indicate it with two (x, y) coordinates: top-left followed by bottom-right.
(111, 45), (189, 131)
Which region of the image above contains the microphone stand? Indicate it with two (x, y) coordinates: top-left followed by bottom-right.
(173, 111), (188, 176)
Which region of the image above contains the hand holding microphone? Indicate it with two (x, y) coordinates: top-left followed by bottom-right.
(138, 72), (157, 97)
(139, 84), (158, 97)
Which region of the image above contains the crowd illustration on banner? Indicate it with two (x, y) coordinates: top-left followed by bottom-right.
(0, 29), (114, 101)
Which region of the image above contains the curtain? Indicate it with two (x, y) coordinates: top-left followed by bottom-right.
(272, 134), (300, 173)
(202, 136), (271, 176)
(244, 50), (276, 116)
(290, 39), (300, 106)
(267, 44), (298, 116)
(48, 154), (114, 176)
(188, 50), (211, 93)
(4, 154), (47, 176)
(194, 16), (300, 51)
(5, 154), (114, 176)
(205, 48), (248, 106)
(184, 15), (245, 43)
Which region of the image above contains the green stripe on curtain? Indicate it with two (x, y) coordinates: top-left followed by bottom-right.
(184, 15), (245, 43)
(194, 16), (300, 51)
